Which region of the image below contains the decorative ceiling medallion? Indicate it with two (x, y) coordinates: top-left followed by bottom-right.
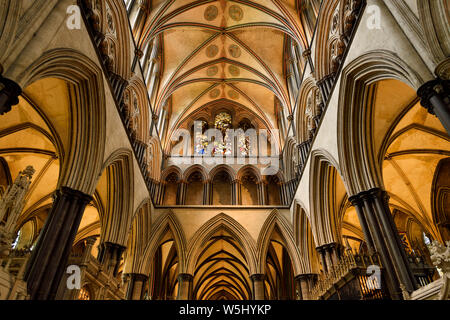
(204, 5), (219, 21)
(206, 45), (219, 58)
(228, 90), (240, 100)
(229, 65), (240, 77)
(210, 89), (221, 99)
(228, 44), (241, 58)
(207, 66), (219, 77)
(229, 5), (244, 22)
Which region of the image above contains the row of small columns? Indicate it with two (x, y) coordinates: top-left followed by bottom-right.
(155, 179), (291, 206)
(124, 271), (320, 301)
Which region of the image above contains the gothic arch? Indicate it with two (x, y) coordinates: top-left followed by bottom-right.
(123, 76), (151, 143)
(183, 164), (209, 183)
(293, 202), (320, 275)
(296, 77), (321, 143)
(209, 165), (237, 182)
(313, 0), (342, 82)
(20, 48), (107, 195)
(123, 198), (152, 275)
(102, 0), (132, 80)
(309, 149), (345, 247)
(137, 211), (187, 276)
(98, 148), (134, 247)
(257, 210), (305, 276)
(0, 0), (20, 63)
(417, 0), (450, 66)
(337, 50), (424, 196)
(186, 213), (258, 276)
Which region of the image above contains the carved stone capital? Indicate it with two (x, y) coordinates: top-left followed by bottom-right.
(0, 75), (22, 115)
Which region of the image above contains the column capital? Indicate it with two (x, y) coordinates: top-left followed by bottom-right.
(58, 186), (94, 204)
(130, 273), (149, 283)
(178, 273), (194, 282)
(417, 78), (449, 114)
(0, 75), (22, 115)
(294, 273), (317, 282)
(250, 274), (265, 282)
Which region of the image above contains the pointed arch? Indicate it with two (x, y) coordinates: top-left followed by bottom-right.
(99, 148), (134, 246)
(257, 209), (305, 276)
(186, 213), (258, 276)
(20, 48), (107, 195)
(309, 149), (345, 247)
(137, 211), (187, 276)
(337, 50), (424, 196)
(123, 198), (152, 275)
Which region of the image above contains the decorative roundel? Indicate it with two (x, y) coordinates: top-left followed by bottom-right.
(228, 65), (240, 77)
(207, 66), (219, 77)
(228, 90), (240, 100)
(228, 44), (241, 58)
(229, 5), (244, 21)
(206, 45), (219, 58)
(210, 89), (221, 99)
(204, 5), (219, 21)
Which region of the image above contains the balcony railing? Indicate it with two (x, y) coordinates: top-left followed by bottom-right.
(310, 250), (388, 300)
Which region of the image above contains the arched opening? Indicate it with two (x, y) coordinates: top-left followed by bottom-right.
(263, 227), (295, 300)
(150, 231), (179, 300)
(212, 171), (232, 205)
(185, 171), (205, 205)
(239, 167), (260, 205)
(193, 228), (251, 300)
(163, 172), (180, 206)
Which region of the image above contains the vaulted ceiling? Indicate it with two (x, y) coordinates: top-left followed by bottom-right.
(135, 0), (309, 145)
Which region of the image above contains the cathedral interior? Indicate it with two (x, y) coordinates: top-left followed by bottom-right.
(0, 0), (449, 301)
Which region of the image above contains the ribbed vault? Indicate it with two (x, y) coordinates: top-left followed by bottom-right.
(193, 229), (251, 300)
(131, 0), (310, 148)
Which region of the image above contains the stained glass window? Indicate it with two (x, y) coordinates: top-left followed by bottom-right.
(194, 120), (209, 155)
(213, 112), (233, 155)
(238, 119), (253, 156)
(78, 287), (91, 300)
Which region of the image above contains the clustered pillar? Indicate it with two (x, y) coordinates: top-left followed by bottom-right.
(0, 66), (22, 115)
(177, 274), (194, 300)
(250, 274), (265, 300)
(417, 78), (450, 135)
(349, 188), (418, 299)
(24, 187), (93, 300)
(126, 274), (149, 300)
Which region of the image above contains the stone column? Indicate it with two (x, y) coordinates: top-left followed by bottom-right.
(177, 274), (194, 300)
(295, 274), (315, 300)
(354, 188), (417, 299)
(417, 78), (450, 135)
(24, 187), (93, 300)
(327, 243), (340, 266)
(316, 246), (328, 273)
(236, 179), (242, 205)
(126, 274), (149, 300)
(0, 70), (22, 115)
(203, 180), (211, 205)
(348, 194), (375, 252)
(97, 242), (126, 277)
(68, 236), (97, 300)
(250, 274), (265, 300)
(178, 180), (187, 205)
(231, 180), (237, 205)
(369, 189), (417, 292)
